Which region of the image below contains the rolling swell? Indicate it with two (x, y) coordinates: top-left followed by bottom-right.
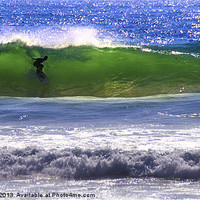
(0, 42), (200, 97)
(1, 147), (200, 180)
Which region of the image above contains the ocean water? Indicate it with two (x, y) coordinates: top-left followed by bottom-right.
(1, 0), (200, 199)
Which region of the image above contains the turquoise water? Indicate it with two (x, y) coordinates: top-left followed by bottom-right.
(1, 0), (200, 97)
(1, 0), (200, 199)
(0, 42), (200, 97)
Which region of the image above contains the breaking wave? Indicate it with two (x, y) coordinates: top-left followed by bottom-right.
(0, 42), (200, 97)
(1, 147), (200, 180)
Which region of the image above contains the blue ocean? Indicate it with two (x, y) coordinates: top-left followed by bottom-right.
(0, 0), (200, 199)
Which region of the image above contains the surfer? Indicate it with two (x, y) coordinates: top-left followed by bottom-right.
(32, 56), (48, 77)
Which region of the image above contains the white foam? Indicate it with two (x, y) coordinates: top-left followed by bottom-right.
(0, 147), (200, 179)
(0, 26), (114, 48)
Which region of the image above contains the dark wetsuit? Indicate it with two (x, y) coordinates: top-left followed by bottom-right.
(33, 58), (46, 74)
(33, 56), (48, 78)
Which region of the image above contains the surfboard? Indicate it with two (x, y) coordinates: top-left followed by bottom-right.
(36, 71), (49, 83)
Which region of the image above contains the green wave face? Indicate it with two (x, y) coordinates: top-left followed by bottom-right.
(0, 42), (200, 97)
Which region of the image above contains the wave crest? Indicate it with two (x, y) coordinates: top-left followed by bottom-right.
(0, 26), (113, 48)
(0, 42), (200, 97)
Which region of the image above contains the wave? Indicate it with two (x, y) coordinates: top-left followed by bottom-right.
(0, 42), (200, 97)
(0, 27), (108, 48)
(1, 147), (200, 180)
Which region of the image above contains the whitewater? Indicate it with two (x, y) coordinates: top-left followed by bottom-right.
(1, 0), (200, 199)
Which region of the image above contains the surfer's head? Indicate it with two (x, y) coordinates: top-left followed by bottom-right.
(44, 56), (48, 60)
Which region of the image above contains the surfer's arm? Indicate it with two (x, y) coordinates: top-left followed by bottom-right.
(31, 57), (36, 60)
(31, 58), (44, 62)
